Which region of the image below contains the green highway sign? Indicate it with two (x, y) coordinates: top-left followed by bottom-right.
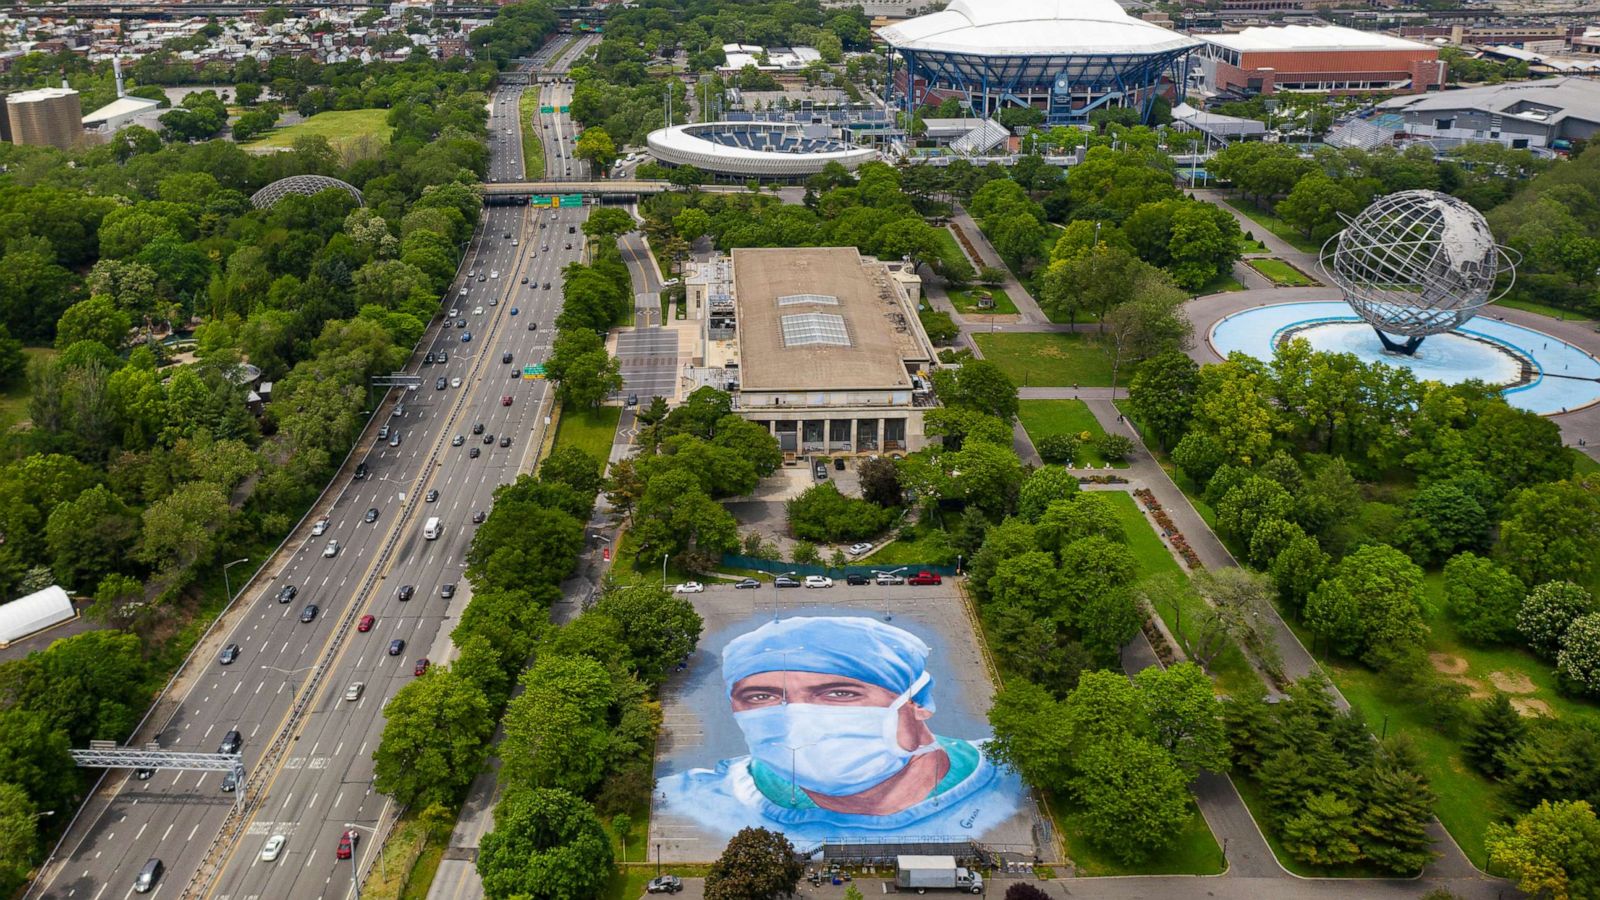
(558, 194), (583, 208)
(559, 105), (570, 113)
(540, 105), (555, 114)
(523, 364), (547, 379)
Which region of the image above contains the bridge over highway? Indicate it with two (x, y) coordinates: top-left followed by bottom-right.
(483, 180), (671, 198)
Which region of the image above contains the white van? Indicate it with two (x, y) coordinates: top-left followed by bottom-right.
(423, 517), (442, 540)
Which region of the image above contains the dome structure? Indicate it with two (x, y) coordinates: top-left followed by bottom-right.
(646, 122), (878, 179)
(250, 175), (364, 210)
(878, 0), (1200, 58)
(1321, 190), (1515, 355)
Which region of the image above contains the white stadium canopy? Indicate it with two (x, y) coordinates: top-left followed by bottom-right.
(877, 0), (1199, 58)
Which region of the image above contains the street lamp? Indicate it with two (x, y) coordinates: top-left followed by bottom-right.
(222, 557), (250, 603)
(661, 553), (670, 590)
(343, 821), (385, 900)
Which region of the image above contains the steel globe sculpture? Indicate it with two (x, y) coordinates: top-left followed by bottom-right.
(1320, 190), (1514, 355)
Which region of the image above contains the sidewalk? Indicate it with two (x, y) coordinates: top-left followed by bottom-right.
(948, 207), (1050, 325)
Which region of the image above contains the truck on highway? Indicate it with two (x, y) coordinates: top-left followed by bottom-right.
(423, 516), (442, 540)
(894, 856), (983, 894)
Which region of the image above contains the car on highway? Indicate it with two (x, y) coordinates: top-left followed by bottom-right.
(499, 435), (513, 447)
(774, 575), (801, 588)
(455, 318), (467, 328)
(473, 306), (484, 315)
(355, 462), (369, 480)
(426, 352), (436, 364)
(441, 583), (456, 598)
(451, 377), (462, 389)
(734, 578), (761, 589)
(848, 542), (873, 556)
(134, 767), (154, 780)
(503, 351), (514, 364)
(673, 581), (705, 594)
(491, 270), (499, 279)
(502, 395), (513, 406)
(414, 658), (430, 676)
(378, 424), (390, 441)
(477, 274), (486, 282)
(389, 430), (402, 448)
(803, 575), (833, 589)
(391, 404), (404, 418)
(323, 540), (339, 558)
(388, 638), (406, 656)
(438, 351), (449, 364)
(473, 422), (485, 434)
(358, 614), (375, 632)
(344, 682), (364, 702)
(312, 517), (330, 536)
(461, 331), (472, 342)
(260, 835), (286, 862)
(647, 875), (683, 894)
(469, 446), (480, 458)
(512, 308), (521, 317)
(396, 584), (415, 601)
(483, 433), (495, 444)
(435, 376), (448, 390)
(473, 510), (487, 524)
(221, 770), (239, 792)
(219, 643), (241, 665)
(365, 507), (380, 523)
(425, 489), (439, 502)
(218, 730), (242, 754)
(520, 276), (528, 284)
(543, 282), (551, 290)
(336, 830), (358, 860)
(277, 584), (297, 603)
(875, 572), (905, 585)
(908, 571), (943, 586)
(450, 308), (461, 318)
(300, 604), (319, 623)
(452, 434), (465, 446)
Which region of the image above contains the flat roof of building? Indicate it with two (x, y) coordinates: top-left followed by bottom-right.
(1201, 24), (1433, 53)
(7, 86), (78, 104)
(1378, 76), (1600, 126)
(733, 247), (918, 392)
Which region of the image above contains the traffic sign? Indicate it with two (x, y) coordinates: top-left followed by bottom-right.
(558, 194), (583, 208)
(540, 105), (555, 114)
(522, 364), (547, 379)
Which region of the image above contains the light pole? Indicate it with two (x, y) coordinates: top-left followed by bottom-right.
(343, 821), (385, 900)
(222, 557), (249, 603)
(661, 553), (669, 590)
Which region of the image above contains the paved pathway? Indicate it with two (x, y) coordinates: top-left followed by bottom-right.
(1192, 189), (1322, 273)
(948, 206), (1050, 324)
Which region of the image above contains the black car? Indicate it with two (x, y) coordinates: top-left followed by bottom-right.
(456, 318), (468, 328)
(774, 575), (801, 588)
(221, 770), (239, 793)
(388, 638), (406, 656)
(426, 489), (440, 502)
(510, 368), (520, 379)
(354, 462), (369, 480)
(397, 585), (415, 602)
(441, 583), (456, 599)
(134, 767), (154, 780)
(502, 351), (513, 364)
(435, 376), (448, 390)
(499, 435), (512, 448)
(220, 643), (241, 664)
(276, 584), (297, 603)
(473, 422), (485, 435)
(734, 578), (761, 589)
(424, 352), (436, 364)
(300, 604), (319, 623)
(365, 507), (380, 523)
(218, 730), (242, 754)
(469, 447), (480, 458)
(472, 510), (487, 524)
(845, 573), (870, 586)
(477, 274), (486, 282)
(437, 351), (449, 364)
(483, 433), (495, 445)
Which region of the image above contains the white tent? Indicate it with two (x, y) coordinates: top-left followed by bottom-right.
(0, 585), (75, 647)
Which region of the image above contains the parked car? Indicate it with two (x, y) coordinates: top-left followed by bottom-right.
(848, 542), (873, 556)
(774, 575), (801, 588)
(734, 578), (761, 589)
(803, 575), (833, 589)
(875, 572), (905, 585)
(357, 614), (375, 632)
(673, 581), (705, 594)
(646, 875), (683, 894)
(908, 571), (943, 585)
(845, 573), (869, 586)
(219, 644), (240, 665)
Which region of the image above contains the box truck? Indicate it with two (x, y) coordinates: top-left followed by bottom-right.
(895, 856), (983, 894)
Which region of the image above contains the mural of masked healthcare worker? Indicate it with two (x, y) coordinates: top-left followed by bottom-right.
(657, 616), (1025, 842)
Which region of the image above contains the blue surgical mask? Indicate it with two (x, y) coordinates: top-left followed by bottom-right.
(734, 671), (935, 796)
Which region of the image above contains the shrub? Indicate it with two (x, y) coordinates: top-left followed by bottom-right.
(1037, 433), (1079, 464)
(1095, 432), (1134, 461)
(1519, 581), (1595, 659)
(1557, 613), (1600, 696)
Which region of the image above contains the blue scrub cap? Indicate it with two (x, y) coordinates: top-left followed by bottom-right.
(721, 616), (935, 711)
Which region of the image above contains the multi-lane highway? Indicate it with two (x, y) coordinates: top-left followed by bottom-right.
(33, 36), (592, 900)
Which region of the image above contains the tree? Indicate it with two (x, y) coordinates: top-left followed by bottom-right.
(1498, 477), (1600, 587)
(1556, 613), (1600, 696)
(858, 456), (903, 508)
(1463, 692), (1526, 778)
(1072, 734), (1193, 864)
(539, 446), (604, 499)
(1216, 476), (1293, 549)
(786, 482), (896, 542)
(1355, 749), (1438, 875)
(1127, 351), (1199, 450)
(55, 296), (132, 351)
(499, 654), (630, 796)
(583, 207), (634, 241)
(1403, 481), (1489, 565)
(1519, 582), (1595, 659)
(1442, 552), (1526, 645)
(0, 781), (39, 895)
(592, 586), (703, 685)
(1134, 662), (1229, 776)
(373, 668), (494, 808)
(1017, 466), (1079, 523)
(931, 359), (1019, 421)
(1304, 545), (1427, 668)
(1485, 800), (1600, 900)
(1282, 791), (1363, 867)
(575, 127), (617, 175)
(705, 827), (805, 900)
(478, 788), (613, 900)
(138, 480), (236, 572)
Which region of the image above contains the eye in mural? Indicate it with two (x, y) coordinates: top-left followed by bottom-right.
(655, 615), (1028, 845)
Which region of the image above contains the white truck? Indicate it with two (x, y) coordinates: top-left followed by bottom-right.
(423, 517), (442, 540)
(895, 856), (983, 894)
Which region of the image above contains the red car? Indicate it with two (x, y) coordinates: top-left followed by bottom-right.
(501, 395), (513, 406)
(357, 614), (375, 633)
(908, 571), (943, 586)
(336, 830), (358, 860)
(414, 658), (430, 676)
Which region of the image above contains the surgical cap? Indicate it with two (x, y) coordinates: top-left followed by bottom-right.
(721, 616), (935, 711)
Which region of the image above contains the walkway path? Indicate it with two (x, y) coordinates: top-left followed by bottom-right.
(948, 205), (1051, 324)
(1192, 189), (1322, 274)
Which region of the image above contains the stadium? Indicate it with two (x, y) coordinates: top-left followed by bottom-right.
(877, 0), (1202, 126)
(645, 121), (878, 180)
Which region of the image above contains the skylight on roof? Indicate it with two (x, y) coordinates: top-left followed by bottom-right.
(778, 293), (839, 307)
(780, 312), (850, 347)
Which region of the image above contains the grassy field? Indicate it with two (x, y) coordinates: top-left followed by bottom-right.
(1574, 448), (1600, 475)
(1240, 237), (1270, 254)
(0, 347), (52, 429)
(1494, 297), (1598, 324)
(860, 521), (956, 567)
(245, 109), (393, 152)
(947, 286), (1019, 316)
(1017, 399), (1128, 469)
(1197, 271), (1247, 295)
(548, 404), (621, 472)
(1248, 258), (1317, 286)
(933, 226), (971, 269)
(602, 865), (712, 900)
(1229, 198), (1322, 255)
(974, 332), (1114, 387)
(519, 89), (547, 179)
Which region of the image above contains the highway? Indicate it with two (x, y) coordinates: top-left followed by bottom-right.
(32, 35), (589, 900)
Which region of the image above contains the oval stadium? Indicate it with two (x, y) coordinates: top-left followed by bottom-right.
(878, 0), (1201, 126)
(646, 121), (878, 180)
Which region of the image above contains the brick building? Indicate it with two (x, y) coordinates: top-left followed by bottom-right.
(1195, 24), (1444, 96)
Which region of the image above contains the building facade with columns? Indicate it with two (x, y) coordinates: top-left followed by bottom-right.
(685, 246), (937, 458)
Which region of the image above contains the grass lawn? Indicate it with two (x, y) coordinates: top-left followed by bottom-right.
(1573, 448), (1600, 476)
(1229, 198), (1322, 255)
(548, 404), (620, 472)
(860, 522), (956, 567)
(519, 89), (546, 179)
(1248, 258), (1317, 286)
(1240, 237), (1270, 254)
(1197, 271), (1247, 295)
(602, 865), (712, 900)
(974, 332), (1114, 387)
(0, 347), (52, 429)
(947, 286), (1019, 316)
(1017, 399), (1128, 469)
(1057, 796), (1223, 876)
(245, 108), (393, 152)
(1494, 297), (1598, 325)
(933, 226), (972, 268)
